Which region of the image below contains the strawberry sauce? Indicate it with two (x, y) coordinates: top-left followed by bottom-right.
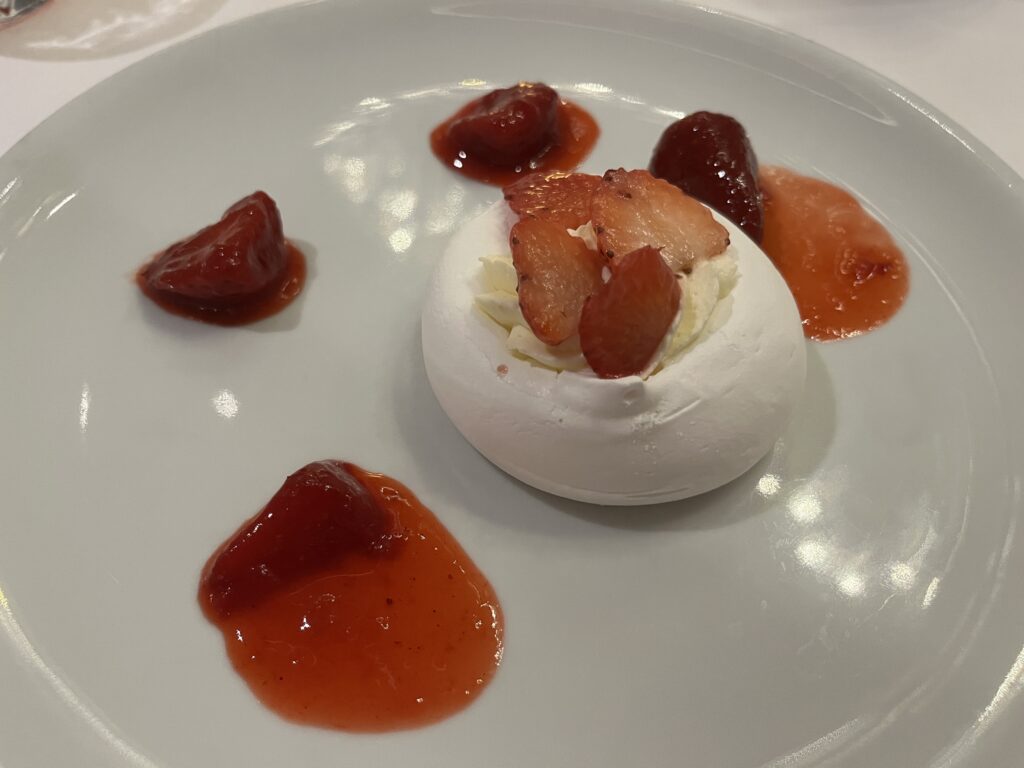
(138, 242), (305, 325)
(760, 166), (909, 341)
(137, 191), (306, 325)
(431, 83), (599, 187)
(199, 461), (504, 732)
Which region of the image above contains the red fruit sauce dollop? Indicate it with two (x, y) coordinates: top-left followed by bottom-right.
(649, 112), (910, 341)
(137, 191), (305, 325)
(759, 166), (909, 341)
(431, 82), (599, 186)
(199, 460), (504, 732)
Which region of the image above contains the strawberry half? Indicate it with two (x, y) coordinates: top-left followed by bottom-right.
(579, 245), (681, 379)
(446, 82), (560, 168)
(649, 111), (764, 243)
(510, 217), (606, 346)
(503, 171), (602, 229)
(201, 461), (398, 617)
(590, 169), (729, 272)
(140, 191), (288, 310)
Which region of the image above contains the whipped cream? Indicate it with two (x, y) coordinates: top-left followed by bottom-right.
(474, 219), (737, 376)
(421, 201), (806, 505)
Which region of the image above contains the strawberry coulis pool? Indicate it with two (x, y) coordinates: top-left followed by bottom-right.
(199, 461), (504, 732)
(431, 82), (599, 186)
(759, 166), (909, 341)
(647, 113), (909, 341)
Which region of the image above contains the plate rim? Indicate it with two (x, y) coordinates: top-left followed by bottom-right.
(1, 1), (1022, 767)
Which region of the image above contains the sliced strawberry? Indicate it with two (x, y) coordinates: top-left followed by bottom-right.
(140, 191), (288, 310)
(503, 171), (602, 229)
(579, 246), (681, 379)
(201, 461), (398, 617)
(510, 217), (605, 346)
(590, 169), (729, 272)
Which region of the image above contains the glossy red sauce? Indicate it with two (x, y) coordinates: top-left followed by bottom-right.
(137, 192), (305, 325)
(431, 98), (599, 187)
(199, 461), (504, 732)
(760, 165), (909, 341)
(137, 242), (305, 325)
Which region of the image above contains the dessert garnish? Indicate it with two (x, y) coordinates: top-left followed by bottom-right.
(504, 170), (600, 229)
(421, 168), (806, 504)
(509, 215), (604, 346)
(650, 111), (764, 243)
(503, 168), (729, 378)
(649, 111), (909, 339)
(430, 82), (599, 186)
(199, 460), (503, 731)
(137, 191), (305, 325)
(590, 168), (729, 272)
(577, 244), (681, 379)
(759, 165), (909, 340)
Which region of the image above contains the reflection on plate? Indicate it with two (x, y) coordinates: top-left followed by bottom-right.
(0, 0), (226, 60)
(0, 0), (47, 26)
(0, 1), (1022, 766)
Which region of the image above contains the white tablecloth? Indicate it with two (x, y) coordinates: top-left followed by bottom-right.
(3, 0), (1022, 177)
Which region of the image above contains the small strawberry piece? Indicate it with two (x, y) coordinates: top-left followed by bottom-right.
(511, 217), (605, 346)
(446, 82), (560, 169)
(140, 191), (288, 310)
(579, 246), (681, 379)
(590, 169), (729, 272)
(201, 461), (398, 617)
(503, 171), (602, 228)
(650, 111), (764, 243)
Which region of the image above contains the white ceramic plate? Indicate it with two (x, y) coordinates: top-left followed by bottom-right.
(2, 1), (1022, 765)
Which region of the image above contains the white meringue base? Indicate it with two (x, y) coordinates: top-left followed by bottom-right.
(421, 202), (807, 506)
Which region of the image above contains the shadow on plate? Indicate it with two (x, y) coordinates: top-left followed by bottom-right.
(0, 0), (226, 60)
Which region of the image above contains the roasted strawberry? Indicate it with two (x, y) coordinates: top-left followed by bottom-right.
(578, 246), (681, 379)
(446, 82), (560, 169)
(201, 461), (398, 617)
(650, 111), (764, 243)
(510, 217), (606, 346)
(432, 84), (599, 186)
(140, 191), (289, 310)
(503, 171), (602, 229)
(590, 169), (729, 273)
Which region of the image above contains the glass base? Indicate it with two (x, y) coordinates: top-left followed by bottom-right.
(0, 0), (47, 24)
